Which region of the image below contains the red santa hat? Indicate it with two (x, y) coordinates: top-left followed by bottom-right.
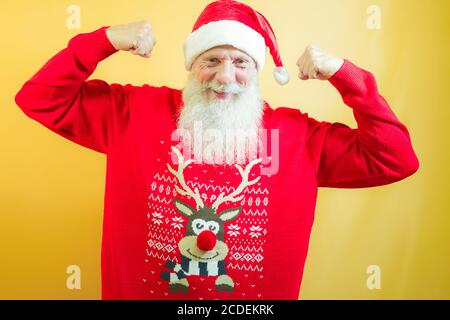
(183, 0), (290, 85)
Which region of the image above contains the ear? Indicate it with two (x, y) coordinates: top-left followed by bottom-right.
(174, 199), (196, 217)
(218, 207), (242, 222)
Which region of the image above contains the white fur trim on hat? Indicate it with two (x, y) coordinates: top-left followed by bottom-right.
(183, 20), (266, 71)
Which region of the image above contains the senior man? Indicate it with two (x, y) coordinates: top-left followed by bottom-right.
(15, 0), (419, 299)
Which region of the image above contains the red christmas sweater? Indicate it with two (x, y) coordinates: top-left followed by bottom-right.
(15, 27), (419, 300)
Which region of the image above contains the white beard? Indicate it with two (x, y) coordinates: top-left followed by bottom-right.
(177, 73), (264, 165)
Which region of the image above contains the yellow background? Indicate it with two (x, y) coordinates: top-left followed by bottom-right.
(1, 0), (448, 299)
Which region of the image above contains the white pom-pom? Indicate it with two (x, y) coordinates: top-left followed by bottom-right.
(273, 67), (290, 85)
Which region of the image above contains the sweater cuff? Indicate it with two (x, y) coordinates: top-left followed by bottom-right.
(327, 59), (373, 97)
(67, 26), (118, 71)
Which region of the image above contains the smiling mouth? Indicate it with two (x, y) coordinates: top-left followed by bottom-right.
(212, 90), (231, 99)
(187, 248), (220, 260)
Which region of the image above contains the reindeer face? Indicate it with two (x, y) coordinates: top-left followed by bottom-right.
(174, 199), (242, 262)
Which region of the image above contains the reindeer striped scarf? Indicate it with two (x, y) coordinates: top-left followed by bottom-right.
(162, 255), (227, 281)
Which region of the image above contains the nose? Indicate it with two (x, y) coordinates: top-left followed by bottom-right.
(215, 61), (234, 85)
(196, 230), (217, 251)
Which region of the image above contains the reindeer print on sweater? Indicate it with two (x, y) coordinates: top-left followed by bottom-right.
(144, 145), (270, 299)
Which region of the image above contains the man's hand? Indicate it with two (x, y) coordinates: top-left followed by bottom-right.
(106, 20), (156, 58)
(296, 45), (344, 80)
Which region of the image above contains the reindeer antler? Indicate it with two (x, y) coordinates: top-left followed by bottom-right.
(167, 146), (205, 210)
(211, 158), (262, 210)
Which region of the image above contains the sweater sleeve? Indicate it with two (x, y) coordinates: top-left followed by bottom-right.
(308, 59), (419, 188)
(15, 26), (129, 154)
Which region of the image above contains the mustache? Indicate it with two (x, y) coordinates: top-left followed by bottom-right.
(201, 80), (246, 95)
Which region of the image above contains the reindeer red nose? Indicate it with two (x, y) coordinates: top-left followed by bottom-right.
(196, 230), (217, 251)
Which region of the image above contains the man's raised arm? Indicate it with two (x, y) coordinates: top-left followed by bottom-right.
(15, 21), (156, 153)
(297, 45), (419, 188)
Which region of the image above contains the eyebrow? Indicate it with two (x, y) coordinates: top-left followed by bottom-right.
(202, 54), (250, 62)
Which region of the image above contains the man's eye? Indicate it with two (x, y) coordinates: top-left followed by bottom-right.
(208, 58), (219, 63)
(236, 60), (247, 67)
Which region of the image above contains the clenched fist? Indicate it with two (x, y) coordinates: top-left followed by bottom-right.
(296, 45), (344, 80)
(106, 20), (156, 58)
